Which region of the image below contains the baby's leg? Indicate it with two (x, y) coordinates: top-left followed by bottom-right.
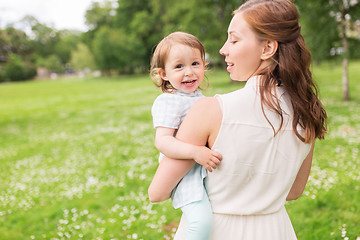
(181, 191), (212, 240)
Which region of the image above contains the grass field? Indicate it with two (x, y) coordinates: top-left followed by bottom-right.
(0, 62), (359, 240)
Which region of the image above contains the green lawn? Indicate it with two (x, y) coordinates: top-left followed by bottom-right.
(0, 62), (359, 240)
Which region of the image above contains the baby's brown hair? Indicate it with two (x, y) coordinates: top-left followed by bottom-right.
(150, 32), (207, 93)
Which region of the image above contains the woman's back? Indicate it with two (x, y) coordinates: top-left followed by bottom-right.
(174, 76), (313, 239)
(207, 76), (312, 215)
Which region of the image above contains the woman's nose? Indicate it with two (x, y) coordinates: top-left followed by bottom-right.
(219, 43), (227, 56)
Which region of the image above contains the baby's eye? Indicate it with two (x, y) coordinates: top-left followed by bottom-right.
(192, 61), (200, 66)
(175, 64), (183, 69)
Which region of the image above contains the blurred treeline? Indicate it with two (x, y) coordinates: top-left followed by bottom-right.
(0, 0), (359, 82)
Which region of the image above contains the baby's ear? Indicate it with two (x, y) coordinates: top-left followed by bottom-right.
(261, 39), (278, 60)
(158, 69), (168, 81)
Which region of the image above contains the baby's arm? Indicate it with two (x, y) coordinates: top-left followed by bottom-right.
(155, 127), (221, 172)
(149, 97), (222, 202)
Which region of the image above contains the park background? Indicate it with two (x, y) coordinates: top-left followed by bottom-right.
(0, 0), (359, 239)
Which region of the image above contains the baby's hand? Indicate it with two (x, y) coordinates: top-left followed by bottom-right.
(193, 146), (222, 172)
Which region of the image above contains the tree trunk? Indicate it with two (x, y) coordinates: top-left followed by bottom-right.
(341, 27), (350, 101)
(340, 3), (350, 101)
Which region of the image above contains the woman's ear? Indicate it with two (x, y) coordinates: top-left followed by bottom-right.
(261, 40), (278, 60)
(158, 69), (168, 81)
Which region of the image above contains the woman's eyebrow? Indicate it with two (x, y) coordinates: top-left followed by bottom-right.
(228, 31), (239, 37)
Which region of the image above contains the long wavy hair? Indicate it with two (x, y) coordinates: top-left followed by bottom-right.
(234, 0), (327, 143)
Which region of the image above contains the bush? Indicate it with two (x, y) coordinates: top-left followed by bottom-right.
(36, 55), (65, 73)
(0, 66), (5, 83)
(3, 55), (25, 81)
(24, 61), (37, 79)
(2, 54), (37, 82)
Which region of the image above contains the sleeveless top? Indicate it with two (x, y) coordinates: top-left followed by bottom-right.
(206, 76), (312, 215)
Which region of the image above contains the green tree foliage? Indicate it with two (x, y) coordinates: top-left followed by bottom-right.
(115, 0), (157, 68)
(92, 26), (145, 74)
(295, 0), (360, 61)
(82, 0), (117, 50)
(85, 0), (152, 73)
(36, 55), (65, 73)
(1, 16), (80, 81)
(21, 15), (81, 69)
(128, 9), (160, 66)
(1, 54), (36, 82)
(2, 0), (359, 82)
(295, 0), (360, 100)
(85, 0), (116, 30)
(104, 0), (244, 72)
(30, 21), (60, 58)
(0, 28), (36, 82)
(157, 0), (244, 64)
(0, 27), (32, 61)
(54, 30), (81, 65)
(70, 43), (96, 71)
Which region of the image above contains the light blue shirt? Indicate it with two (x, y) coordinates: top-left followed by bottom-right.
(151, 90), (207, 209)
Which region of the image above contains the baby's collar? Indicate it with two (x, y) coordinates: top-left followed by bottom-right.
(172, 89), (202, 97)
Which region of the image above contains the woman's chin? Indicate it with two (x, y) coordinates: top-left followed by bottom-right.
(229, 73), (238, 81)
(230, 74), (245, 82)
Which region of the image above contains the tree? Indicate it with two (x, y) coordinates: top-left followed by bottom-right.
(0, 27), (32, 61)
(295, 0), (360, 101)
(83, 0), (117, 51)
(85, 0), (117, 30)
(30, 21), (60, 59)
(54, 30), (81, 65)
(337, 0), (360, 100)
(113, 0), (243, 69)
(92, 26), (145, 74)
(83, 0), (247, 74)
(36, 55), (65, 73)
(1, 54), (36, 81)
(70, 43), (96, 71)
(19, 15), (81, 74)
(116, 0), (160, 69)
(0, 28), (36, 82)
(157, 0), (243, 65)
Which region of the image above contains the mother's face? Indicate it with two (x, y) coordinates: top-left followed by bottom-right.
(219, 13), (266, 82)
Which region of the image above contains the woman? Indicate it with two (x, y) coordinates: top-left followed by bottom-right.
(148, 0), (327, 239)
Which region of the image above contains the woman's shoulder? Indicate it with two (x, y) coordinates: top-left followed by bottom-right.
(187, 97), (222, 124)
(192, 96), (220, 111)
(187, 97), (222, 145)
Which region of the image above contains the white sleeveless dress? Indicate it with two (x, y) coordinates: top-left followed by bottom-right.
(174, 76), (312, 239)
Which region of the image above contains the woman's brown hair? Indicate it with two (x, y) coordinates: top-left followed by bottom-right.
(234, 0), (327, 143)
(150, 31), (207, 93)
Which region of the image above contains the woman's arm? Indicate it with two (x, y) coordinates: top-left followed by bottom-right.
(286, 143), (315, 201)
(155, 127), (221, 171)
(148, 97), (222, 202)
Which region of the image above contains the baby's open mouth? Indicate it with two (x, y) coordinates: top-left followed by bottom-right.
(182, 80), (196, 85)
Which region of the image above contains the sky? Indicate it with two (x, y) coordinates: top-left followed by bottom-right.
(0, 0), (96, 31)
